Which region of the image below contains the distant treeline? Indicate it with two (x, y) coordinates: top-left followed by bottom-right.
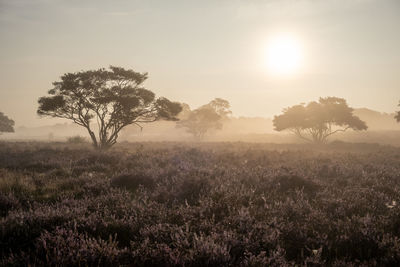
(1, 66), (400, 148)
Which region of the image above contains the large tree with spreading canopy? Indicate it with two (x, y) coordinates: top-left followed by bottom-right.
(273, 97), (367, 143)
(37, 66), (182, 149)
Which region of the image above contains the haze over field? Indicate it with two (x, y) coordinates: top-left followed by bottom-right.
(0, 0), (399, 128)
(2, 108), (400, 147)
(3, 1), (400, 265)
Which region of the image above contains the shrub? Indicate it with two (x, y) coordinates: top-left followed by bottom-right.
(0, 193), (19, 217)
(111, 172), (155, 192)
(66, 135), (87, 144)
(176, 176), (211, 205)
(3, 227), (129, 266)
(273, 175), (319, 197)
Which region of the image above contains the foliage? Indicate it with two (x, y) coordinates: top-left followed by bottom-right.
(205, 98), (232, 118)
(273, 97), (367, 143)
(37, 66), (182, 149)
(66, 135), (87, 144)
(395, 101), (400, 122)
(176, 103), (192, 120)
(1, 142), (400, 265)
(111, 172), (155, 192)
(177, 98), (231, 139)
(0, 112), (14, 134)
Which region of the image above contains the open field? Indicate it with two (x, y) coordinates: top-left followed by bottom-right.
(1, 141), (400, 266)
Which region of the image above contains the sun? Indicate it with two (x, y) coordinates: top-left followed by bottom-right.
(264, 34), (303, 75)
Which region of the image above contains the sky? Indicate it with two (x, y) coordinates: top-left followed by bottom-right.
(0, 0), (399, 127)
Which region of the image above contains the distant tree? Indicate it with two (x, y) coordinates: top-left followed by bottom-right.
(205, 98), (232, 118)
(395, 102), (400, 122)
(273, 97), (367, 144)
(177, 98), (231, 139)
(176, 103), (192, 120)
(0, 112), (14, 134)
(37, 66), (182, 149)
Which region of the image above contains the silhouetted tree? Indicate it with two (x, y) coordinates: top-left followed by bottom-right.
(37, 66), (182, 149)
(395, 102), (400, 122)
(0, 112), (14, 134)
(273, 97), (367, 143)
(177, 98), (231, 139)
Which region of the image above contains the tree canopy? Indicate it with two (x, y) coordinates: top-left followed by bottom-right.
(273, 97), (367, 143)
(0, 112), (14, 134)
(177, 98), (231, 139)
(395, 102), (400, 123)
(37, 66), (182, 149)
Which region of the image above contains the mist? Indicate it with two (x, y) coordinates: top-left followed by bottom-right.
(3, 106), (400, 146)
(2, 0), (400, 265)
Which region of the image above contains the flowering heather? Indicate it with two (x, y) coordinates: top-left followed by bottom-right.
(1, 141), (400, 266)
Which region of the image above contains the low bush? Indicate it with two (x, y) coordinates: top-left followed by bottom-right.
(111, 172), (155, 192)
(66, 135), (87, 144)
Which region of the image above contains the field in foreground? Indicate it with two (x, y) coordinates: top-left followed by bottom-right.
(1, 142), (400, 266)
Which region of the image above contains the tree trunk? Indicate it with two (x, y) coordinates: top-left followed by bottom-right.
(86, 129), (98, 149)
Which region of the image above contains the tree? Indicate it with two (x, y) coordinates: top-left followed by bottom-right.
(176, 103), (192, 120)
(37, 66), (182, 149)
(177, 98), (231, 139)
(273, 97), (367, 143)
(395, 101), (400, 122)
(0, 112), (14, 134)
(205, 98), (232, 118)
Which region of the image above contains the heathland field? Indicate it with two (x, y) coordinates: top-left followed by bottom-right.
(1, 141), (400, 266)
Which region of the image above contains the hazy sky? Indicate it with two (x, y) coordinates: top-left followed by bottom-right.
(0, 0), (399, 127)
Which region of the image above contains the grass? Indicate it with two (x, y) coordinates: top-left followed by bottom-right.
(1, 141), (400, 266)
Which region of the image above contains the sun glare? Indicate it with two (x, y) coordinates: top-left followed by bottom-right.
(264, 34), (303, 75)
